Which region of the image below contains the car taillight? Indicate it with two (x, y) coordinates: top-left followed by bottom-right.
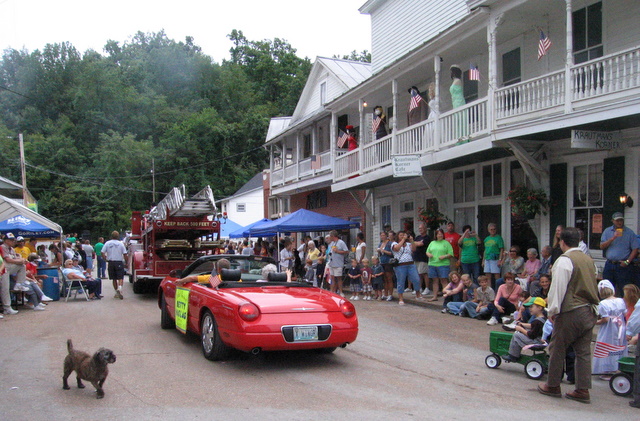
(340, 300), (356, 318)
(238, 302), (260, 321)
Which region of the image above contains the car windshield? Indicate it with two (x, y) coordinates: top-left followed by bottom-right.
(187, 256), (274, 282)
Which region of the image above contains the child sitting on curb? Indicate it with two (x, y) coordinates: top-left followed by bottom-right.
(460, 275), (494, 319)
(441, 272), (464, 313)
(503, 297), (547, 362)
(446, 274), (476, 315)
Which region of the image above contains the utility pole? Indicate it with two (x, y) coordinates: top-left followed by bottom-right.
(18, 133), (27, 205)
(151, 158), (156, 204)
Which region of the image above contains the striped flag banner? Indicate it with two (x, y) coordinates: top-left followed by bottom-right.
(593, 341), (626, 358)
(208, 266), (222, 288)
(469, 65), (480, 81)
(372, 116), (382, 134)
(537, 30), (552, 60)
(310, 154), (321, 170)
(337, 129), (348, 148)
(409, 89), (423, 112)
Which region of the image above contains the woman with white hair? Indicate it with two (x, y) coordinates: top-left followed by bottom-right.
(307, 240), (320, 264)
(516, 248), (541, 293)
(592, 279), (628, 378)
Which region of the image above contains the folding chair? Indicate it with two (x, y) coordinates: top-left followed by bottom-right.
(59, 269), (90, 302)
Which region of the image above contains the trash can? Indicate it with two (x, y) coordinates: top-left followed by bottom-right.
(38, 266), (60, 301)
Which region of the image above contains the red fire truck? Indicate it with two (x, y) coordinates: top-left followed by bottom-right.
(128, 185), (225, 293)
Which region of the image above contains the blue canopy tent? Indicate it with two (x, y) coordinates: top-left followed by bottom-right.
(249, 209), (359, 236)
(218, 219), (243, 239)
(228, 218), (275, 238)
(0, 195), (62, 238)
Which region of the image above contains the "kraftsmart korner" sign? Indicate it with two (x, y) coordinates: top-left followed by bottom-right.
(571, 130), (622, 149)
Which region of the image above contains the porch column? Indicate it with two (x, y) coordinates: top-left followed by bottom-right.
(330, 112), (337, 182)
(392, 78), (398, 154)
(311, 122), (317, 175)
(359, 98), (365, 175)
(487, 14), (499, 132)
(295, 131), (300, 180)
(564, 0), (573, 113)
(433, 56), (441, 151)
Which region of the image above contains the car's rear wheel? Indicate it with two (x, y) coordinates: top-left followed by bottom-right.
(160, 293), (175, 330)
(201, 310), (230, 361)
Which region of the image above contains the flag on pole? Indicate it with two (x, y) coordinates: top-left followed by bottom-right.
(310, 154), (321, 170)
(409, 89), (423, 112)
(372, 116), (382, 134)
(337, 129), (348, 148)
(537, 30), (552, 60)
(207, 266), (222, 288)
(469, 64), (480, 81)
(593, 341), (626, 358)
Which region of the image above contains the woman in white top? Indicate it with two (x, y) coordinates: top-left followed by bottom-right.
(279, 239), (294, 271)
(391, 231), (423, 305)
(355, 232), (366, 265)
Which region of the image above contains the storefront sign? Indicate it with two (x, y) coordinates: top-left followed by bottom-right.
(392, 155), (422, 177)
(571, 130), (621, 149)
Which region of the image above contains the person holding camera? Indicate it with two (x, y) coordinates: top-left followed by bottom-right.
(458, 225), (481, 282)
(391, 231), (423, 305)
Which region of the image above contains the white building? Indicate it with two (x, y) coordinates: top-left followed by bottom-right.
(268, 0), (640, 269)
(217, 172), (265, 228)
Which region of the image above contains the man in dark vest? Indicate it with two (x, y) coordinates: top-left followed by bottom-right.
(538, 227), (599, 404)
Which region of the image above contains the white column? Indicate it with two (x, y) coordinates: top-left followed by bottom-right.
(564, 0), (573, 113)
(311, 122), (317, 175)
(358, 99), (365, 175)
(295, 131), (300, 180)
(487, 14), (498, 132)
(434, 56), (441, 151)
(391, 78), (398, 154)
(330, 112), (337, 182)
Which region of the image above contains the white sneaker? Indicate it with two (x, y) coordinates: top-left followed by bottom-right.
(381, 295), (387, 300)
(41, 295), (53, 302)
(422, 288), (431, 295)
(487, 317), (498, 326)
(4, 308), (18, 315)
(410, 290), (416, 295)
(349, 295), (354, 300)
(14, 283), (30, 292)
(386, 296), (393, 301)
(353, 296), (359, 301)
(0, 314), (3, 318)
(33, 305), (45, 311)
(502, 316), (514, 325)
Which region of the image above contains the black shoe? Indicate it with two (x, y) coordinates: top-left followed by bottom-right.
(630, 401), (640, 408)
(502, 354), (519, 363)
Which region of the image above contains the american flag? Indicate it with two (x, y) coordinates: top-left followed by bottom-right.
(469, 65), (480, 81)
(593, 341), (626, 358)
(537, 30), (552, 60)
(337, 129), (349, 148)
(372, 116), (382, 134)
(310, 154), (321, 170)
(409, 89), (423, 112)
(207, 266), (222, 288)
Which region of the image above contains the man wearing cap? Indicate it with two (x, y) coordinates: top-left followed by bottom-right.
(0, 233), (26, 315)
(14, 236), (30, 260)
(600, 212), (639, 296)
(538, 227), (599, 404)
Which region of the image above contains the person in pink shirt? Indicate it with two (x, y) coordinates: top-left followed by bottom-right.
(516, 248), (542, 293)
(486, 272), (522, 325)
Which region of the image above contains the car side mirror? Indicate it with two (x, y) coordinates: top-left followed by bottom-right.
(169, 269), (182, 278)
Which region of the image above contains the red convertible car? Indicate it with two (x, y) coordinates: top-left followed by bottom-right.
(158, 255), (358, 360)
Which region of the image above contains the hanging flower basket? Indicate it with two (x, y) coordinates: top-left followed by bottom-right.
(417, 206), (449, 231)
(508, 185), (549, 219)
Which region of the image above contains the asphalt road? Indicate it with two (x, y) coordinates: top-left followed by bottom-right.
(0, 283), (636, 420)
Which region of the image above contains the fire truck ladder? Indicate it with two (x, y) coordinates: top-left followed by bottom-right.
(150, 185), (217, 220)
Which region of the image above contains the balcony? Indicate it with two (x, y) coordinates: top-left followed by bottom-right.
(335, 46), (640, 183)
(270, 149), (332, 188)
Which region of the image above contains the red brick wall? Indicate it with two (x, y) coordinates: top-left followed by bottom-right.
(290, 188), (366, 231)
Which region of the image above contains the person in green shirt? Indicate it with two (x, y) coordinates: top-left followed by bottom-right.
(426, 228), (454, 302)
(458, 224), (481, 282)
(94, 237), (106, 279)
(483, 223), (504, 288)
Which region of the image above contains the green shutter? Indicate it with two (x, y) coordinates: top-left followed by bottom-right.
(549, 163), (567, 240)
(603, 156), (625, 218)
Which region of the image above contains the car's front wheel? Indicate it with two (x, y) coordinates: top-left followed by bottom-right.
(200, 310), (230, 361)
(160, 293), (175, 330)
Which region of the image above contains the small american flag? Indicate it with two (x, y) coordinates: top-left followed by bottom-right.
(207, 266), (222, 288)
(372, 116), (382, 134)
(310, 154), (321, 170)
(593, 341), (626, 358)
(469, 65), (480, 81)
(337, 129), (348, 148)
(409, 89), (423, 112)
(537, 30), (552, 60)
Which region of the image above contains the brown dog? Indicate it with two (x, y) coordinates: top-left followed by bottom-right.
(62, 339), (116, 399)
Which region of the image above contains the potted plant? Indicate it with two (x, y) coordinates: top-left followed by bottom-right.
(507, 184), (549, 219)
(417, 205), (449, 231)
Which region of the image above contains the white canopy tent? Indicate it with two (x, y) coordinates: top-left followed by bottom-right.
(0, 194), (62, 238)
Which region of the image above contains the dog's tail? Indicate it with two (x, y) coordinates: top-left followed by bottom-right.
(67, 339), (73, 354)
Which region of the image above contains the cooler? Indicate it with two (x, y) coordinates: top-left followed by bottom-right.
(38, 266), (61, 301)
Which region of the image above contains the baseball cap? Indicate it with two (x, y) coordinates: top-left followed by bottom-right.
(612, 212), (624, 220)
(524, 297), (546, 307)
(4, 233), (15, 240)
(16, 236), (24, 241)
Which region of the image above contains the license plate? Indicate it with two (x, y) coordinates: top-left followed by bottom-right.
(293, 326), (318, 342)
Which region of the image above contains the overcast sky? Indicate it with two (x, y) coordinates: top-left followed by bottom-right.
(0, 0), (371, 62)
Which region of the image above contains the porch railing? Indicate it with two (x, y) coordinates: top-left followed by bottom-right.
(571, 46), (640, 101)
(439, 97), (488, 146)
(495, 70), (565, 120)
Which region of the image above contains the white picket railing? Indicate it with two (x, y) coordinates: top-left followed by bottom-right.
(495, 70), (565, 119)
(571, 46), (640, 100)
(395, 119), (434, 154)
(439, 98), (488, 146)
(334, 149), (359, 180)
